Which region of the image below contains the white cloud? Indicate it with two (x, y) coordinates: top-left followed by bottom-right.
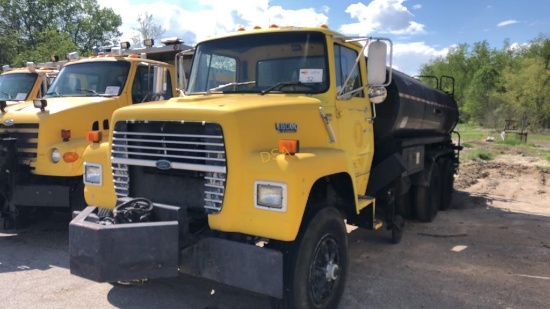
(98, 0), (328, 46)
(339, 0), (425, 36)
(392, 42), (450, 76)
(497, 20), (519, 27)
(412, 4), (422, 10)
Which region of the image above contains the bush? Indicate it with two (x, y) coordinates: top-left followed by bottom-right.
(468, 150), (494, 161)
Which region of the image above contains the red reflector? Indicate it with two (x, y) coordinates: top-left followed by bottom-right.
(61, 129), (71, 141)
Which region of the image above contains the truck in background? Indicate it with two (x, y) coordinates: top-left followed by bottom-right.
(0, 39), (191, 230)
(70, 26), (461, 308)
(0, 62), (60, 113)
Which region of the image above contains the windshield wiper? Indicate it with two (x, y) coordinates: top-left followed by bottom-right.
(46, 91), (63, 97)
(206, 81), (256, 94)
(260, 81), (301, 95)
(0, 91), (12, 99)
(77, 88), (98, 95)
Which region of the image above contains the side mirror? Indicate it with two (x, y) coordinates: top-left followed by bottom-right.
(367, 40), (388, 86)
(368, 86), (387, 104)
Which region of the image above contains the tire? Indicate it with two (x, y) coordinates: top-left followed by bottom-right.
(414, 162), (441, 222)
(271, 207), (348, 309)
(70, 181), (87, 213)
(390, 215), (404, 244)
(438, 158), (455, 210)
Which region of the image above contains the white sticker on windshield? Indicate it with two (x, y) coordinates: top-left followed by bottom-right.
(105, 86), (120, 95)
(299, 69), (323, 83)
(15, 93), (26, 100)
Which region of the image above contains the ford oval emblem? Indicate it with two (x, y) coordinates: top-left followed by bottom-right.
(155, 159), (172, 170)
(4, 118), (14, 126)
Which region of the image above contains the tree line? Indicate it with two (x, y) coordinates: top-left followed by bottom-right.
(419, 34), (550, 131)
(0, 0), (122, 67)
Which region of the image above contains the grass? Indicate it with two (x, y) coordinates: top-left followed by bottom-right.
(456, 124), (550, 162)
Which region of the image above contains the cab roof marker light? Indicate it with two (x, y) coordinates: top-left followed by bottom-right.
(143, 38), (154, 48)
(161, 37), (183, 45)
(68, 52), (79, 60)
(111, 46), (122, 55)
(120, 41), (131, 50)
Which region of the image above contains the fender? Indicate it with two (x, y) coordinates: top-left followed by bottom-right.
(82, 141), (117, 208)
(207, 147), (355, 241)
(34, 137), (91, 176)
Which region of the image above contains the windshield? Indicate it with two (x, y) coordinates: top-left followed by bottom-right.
(187, 31), (328, 94)
(45, 61), (130, 97)
(0, 72), (38, 101)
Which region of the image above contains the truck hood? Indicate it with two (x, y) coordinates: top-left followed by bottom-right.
(111, 94), (331, 154)
(0, 96), (117, 124)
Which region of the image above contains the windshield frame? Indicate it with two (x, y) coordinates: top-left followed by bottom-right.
(0, 72), (38, 101)
(187, 31), (329, 95)
(45, 60), (131, 98)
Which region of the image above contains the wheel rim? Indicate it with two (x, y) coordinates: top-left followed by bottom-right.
(309, 234), (341, 307)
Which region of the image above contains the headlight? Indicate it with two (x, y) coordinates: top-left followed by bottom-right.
(255, 181), (287, 212)
(51, 149), (61, 163)
(83, 163), (102, 186)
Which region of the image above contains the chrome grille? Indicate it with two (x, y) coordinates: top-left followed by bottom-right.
(111, 121), (227, 213)
(0, 123), (39, 166)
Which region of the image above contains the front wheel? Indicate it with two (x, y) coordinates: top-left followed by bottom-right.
(272, 207), (348, 309)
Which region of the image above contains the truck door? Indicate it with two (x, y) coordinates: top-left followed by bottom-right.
(334, 44), (374, 195)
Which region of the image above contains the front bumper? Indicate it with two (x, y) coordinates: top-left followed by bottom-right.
(69, 204), (284, 298)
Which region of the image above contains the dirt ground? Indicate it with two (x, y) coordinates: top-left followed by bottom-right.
(1, 154), (549, 309)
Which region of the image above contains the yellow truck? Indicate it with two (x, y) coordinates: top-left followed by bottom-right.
(0, 62), (59, 113)
(70, 26), (461, 308)
(0, 41), (191, 229)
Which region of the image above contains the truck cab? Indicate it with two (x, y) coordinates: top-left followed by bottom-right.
(0, 63), (59, 113)
(0, 48), (180, 229)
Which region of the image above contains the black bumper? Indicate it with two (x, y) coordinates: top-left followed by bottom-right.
(69, 205), (284, 298)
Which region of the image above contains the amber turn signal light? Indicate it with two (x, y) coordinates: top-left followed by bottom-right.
(63, 152), (79, 163)
(278, 139), (299, 155)
(86, 130), (102, 143)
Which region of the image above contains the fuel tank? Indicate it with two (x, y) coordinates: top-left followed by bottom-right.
(373, 69), (459, 143)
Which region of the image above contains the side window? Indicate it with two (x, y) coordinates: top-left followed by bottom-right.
(132, 66), (174, 103)
(131, 66), (146, 103)
(334, 44), (364, 98)
(164, 70), (173, 99)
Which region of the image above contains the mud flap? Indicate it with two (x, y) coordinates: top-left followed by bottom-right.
(69, 205), (180, 283)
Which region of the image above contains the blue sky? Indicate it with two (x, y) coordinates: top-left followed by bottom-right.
(98, 0), (549, 75)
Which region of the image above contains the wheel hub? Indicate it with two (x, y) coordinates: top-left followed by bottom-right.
(325, 261), (339, 281)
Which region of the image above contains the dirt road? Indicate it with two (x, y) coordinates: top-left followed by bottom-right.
(1, 157), (549, 308)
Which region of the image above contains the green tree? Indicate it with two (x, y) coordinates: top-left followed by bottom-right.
(0, 0), (122, 65)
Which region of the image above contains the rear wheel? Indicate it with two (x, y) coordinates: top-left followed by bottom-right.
(438, 158), (455, 210)
(271, 207), (348, 309)
(414, 162), (441, 222)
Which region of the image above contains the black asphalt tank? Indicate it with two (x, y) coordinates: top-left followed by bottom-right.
(373, 69), (459, 143)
